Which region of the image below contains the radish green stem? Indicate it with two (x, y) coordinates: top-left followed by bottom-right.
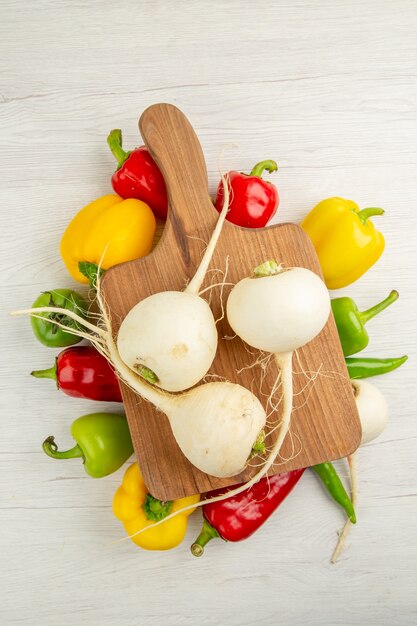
(254, 260), (282, 277)
(331, 453), (357, 563)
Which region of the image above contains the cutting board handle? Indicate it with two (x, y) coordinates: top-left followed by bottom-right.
(139, 104), (216, 245)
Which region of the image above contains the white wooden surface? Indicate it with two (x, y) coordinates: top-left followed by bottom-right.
(1, 1), (416, 624)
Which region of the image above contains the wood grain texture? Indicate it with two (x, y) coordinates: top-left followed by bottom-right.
(103, 103), (361, 499)
(1, 1), (417, 625)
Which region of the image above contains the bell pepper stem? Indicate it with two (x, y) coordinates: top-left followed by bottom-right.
(142, 494), (173, 522)
(249, 159), (278, 178)
(107, 129), (131, 170)
(42, 436), (84, 460)
(356, 207), (384, 224)
(360, 290), (399, 324)
(78, 261), (105, 289)
(31, 363), (57, 383)
(190, 519), (220, 557)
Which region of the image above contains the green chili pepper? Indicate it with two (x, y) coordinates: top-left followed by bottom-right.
(312, 463), (356, 523)
(346, 355), (408, 379)
(332, 290), (399, 356)
(42, 413), (133, 478)
(30, 289), (88, 348)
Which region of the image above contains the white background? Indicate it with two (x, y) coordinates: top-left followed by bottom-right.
(1, 1), (416, 624)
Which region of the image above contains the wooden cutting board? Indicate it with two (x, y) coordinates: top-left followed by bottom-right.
(102, 103), (361, 500)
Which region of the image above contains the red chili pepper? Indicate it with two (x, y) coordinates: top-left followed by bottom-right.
(107, 129), (168, 220)
(31, 346), (122, 402)
(215, 160), (279, 228)
(191, 468), (305, 556)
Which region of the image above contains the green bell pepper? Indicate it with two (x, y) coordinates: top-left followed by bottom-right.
(332, 290), (399, 356)
(42, 413), (133, 477)
(31, 289), (88, 348)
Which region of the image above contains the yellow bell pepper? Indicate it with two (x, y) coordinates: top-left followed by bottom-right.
(113, 463), (199, 551)
(301, 197), (385, 289)
(60, 194), (156, 283)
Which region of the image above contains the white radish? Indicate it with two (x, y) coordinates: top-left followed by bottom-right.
(352, 379), (389, 444)
(116, 176), (230, 392)
(112, 348), (266, 478)
(226, 260), (331, 485)
(117, 292), (217, 391)
(227, 262), (331, 354)
(159, 382), (266, 477)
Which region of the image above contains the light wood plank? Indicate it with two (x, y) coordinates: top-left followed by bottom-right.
(1, 1), (417, 624)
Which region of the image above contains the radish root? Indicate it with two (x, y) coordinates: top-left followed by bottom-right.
(185, 167), (230, 295)
(331, 453), (358, 563)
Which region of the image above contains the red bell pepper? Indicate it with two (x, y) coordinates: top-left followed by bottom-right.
(107, 129), (168, 220)
(31, 346), (122, 402)
(191, 468), (305, 556)
(215, 159), (279, 228)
